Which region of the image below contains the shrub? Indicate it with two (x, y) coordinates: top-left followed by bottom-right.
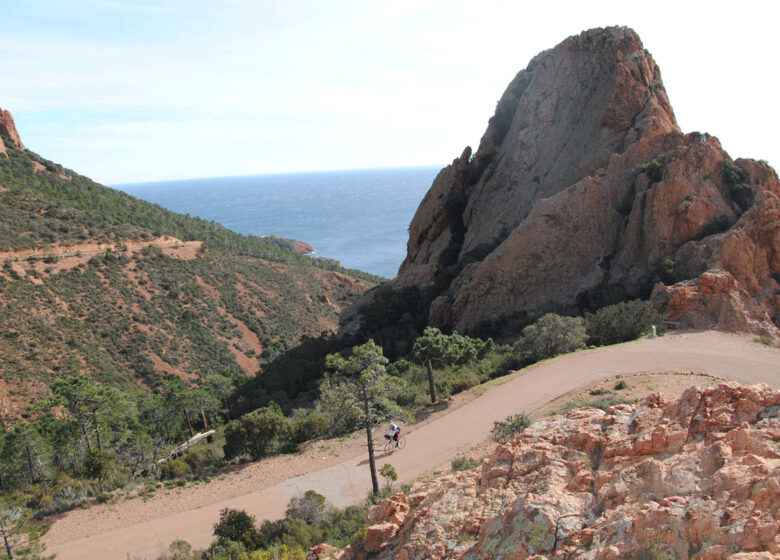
(83, 449), (116, 491)
(288, 409), (329, 445)
(245, 545), (307, 560)
(183, 446), (220, 476)
(655, 257), (677, 284)
(451, 456), (479, 472)
(379, 464), (397, 489)
(223, 404), (290, 461)
(614, 380), (628, 390)
(159, 458), (189, 480)
(515, 314), (587, 363)
(213, 508), (258, 549)
(349, 527), (368, 556)
(754, 336), (776, 347)
(640, 159), (663, 182)
(585, 300), (664, 346)
(491, 413), (531, 443)
(285, 490), (326, 524)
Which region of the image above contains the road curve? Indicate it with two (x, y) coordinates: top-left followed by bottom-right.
(46, 330), (779, 559)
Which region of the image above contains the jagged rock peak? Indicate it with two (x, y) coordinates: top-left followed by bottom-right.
(0, 106), (25, 151)
(340, 26), (780, 338)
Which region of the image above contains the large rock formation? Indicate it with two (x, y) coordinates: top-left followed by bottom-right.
(0, 106), (25, 154)
(321, 383), (780, 559)
(341, 27), (780, 337)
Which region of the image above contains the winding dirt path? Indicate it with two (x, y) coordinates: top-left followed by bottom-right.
(45, 331), (779, 559)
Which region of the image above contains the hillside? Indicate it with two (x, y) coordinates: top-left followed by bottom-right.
(0, 113), (379, 423)
(341, 26), (780, 340)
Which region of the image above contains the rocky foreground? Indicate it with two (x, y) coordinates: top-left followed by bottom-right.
(317, 383), (780, 559)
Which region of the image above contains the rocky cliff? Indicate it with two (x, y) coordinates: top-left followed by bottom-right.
(341, 27), (780, 338)
(0, 106), (25, 154)
(321, 383), (780, 559)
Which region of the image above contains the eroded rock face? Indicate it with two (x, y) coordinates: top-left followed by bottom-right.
(340, 26), (780, 337)
(324, 383), (780, 559)
(0, 107), (25, 150)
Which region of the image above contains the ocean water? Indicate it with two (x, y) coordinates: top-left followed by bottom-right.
(113, 166), (439, 279)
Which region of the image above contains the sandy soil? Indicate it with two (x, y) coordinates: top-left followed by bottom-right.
(44, 330), (780, 560)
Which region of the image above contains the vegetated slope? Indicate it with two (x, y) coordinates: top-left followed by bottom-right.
(341, 26), (780, 341)
(0, 118), (379, 423)
(328, 383), (780, 559)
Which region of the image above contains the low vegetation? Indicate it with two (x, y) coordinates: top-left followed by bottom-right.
(491, 413), (531, 443)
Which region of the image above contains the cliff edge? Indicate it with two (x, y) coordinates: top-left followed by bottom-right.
(341, 27), (780, 338)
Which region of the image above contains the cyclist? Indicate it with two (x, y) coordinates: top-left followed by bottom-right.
(385, 422), (401, 447)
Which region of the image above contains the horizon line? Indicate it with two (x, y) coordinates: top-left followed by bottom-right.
(109, 163), (442, 187)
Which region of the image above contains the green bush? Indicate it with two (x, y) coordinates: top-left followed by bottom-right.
(754, 336), (776, 347)
(288, 409), (329, 445)
(491, 413), (531, 443)
(640, 159), (663, 182)
(159, 458), (189, 480)
(223, 404), (291, 461)
(585, 299), (664, 346)
(349, 527), (368, 556)
(244, 545), (307, 560)
(184, 445), (221, 476)
(451, 456), (479, 472)
(614, 380), (628, 390)
(515, 313), (587, 363)
(213, 508), (259, 549)
(285, 490), (326, 524)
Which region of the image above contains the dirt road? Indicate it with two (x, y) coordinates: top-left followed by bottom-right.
(45, 331), (779, 559)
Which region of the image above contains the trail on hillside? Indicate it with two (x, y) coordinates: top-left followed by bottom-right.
(45, 331), (780, 560)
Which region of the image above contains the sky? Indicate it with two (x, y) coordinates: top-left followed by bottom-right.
(2, 0), (779, 184)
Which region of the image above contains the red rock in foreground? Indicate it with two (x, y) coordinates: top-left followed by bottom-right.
(318, 383), (780, 559)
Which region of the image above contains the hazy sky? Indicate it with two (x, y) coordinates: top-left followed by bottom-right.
(3, 0), (778, 184)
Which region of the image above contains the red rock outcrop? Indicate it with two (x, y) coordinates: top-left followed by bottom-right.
(0, 106), (25, 150)
(340, 27), (780, 338)
(324, 383), (780, 559)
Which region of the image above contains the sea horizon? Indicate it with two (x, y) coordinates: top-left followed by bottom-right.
(113, 165), (440, 279)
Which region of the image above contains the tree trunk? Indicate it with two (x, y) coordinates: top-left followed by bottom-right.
(24, 444), (36, 484)
(92, 410), (103, 451)
(183, 410), (195, 437)
(80, 417), (93, 452)
(363, 394), (379, 494)
(425, 358), (438, 404)
(0, 515), (13, 560)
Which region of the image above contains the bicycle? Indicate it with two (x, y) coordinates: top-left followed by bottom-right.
(383, 434), (406, 455)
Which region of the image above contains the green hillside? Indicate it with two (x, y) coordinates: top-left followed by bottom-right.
(0, 139), (381, 424)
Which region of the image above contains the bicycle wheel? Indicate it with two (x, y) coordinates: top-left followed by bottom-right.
(397, 435), (407, 450)
(383, 439), (395, 455)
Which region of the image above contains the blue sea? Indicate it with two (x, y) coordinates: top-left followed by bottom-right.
(113, 166), (439, 279)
